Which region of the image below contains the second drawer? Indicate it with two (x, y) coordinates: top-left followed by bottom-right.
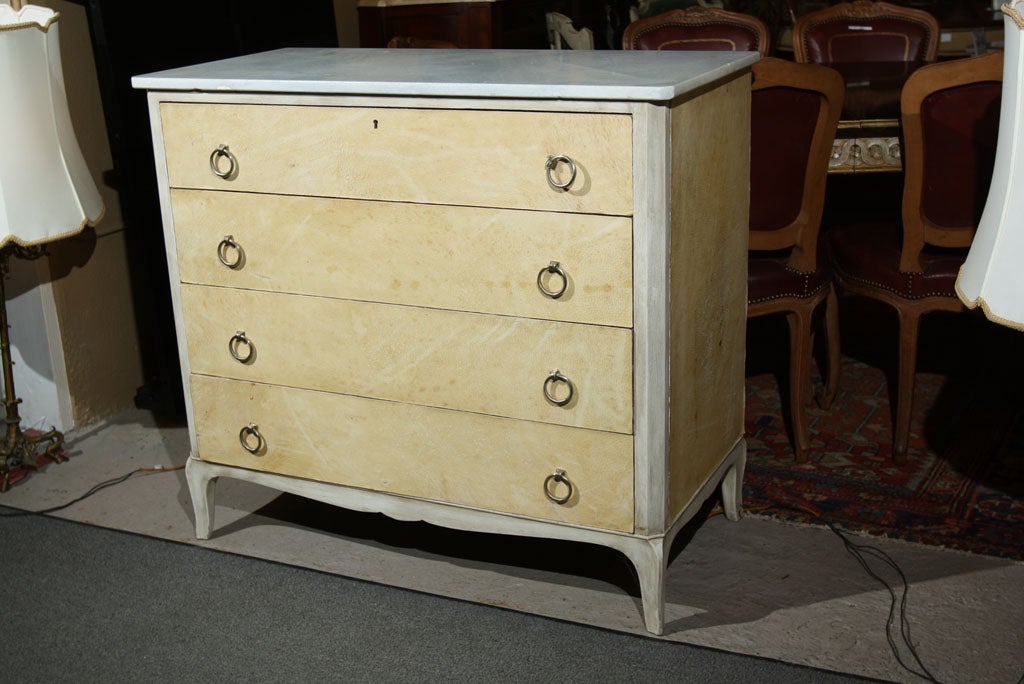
(182, 285), (634, 434)
(171, 189), (633, 328)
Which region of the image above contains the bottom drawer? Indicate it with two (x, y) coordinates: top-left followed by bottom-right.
(190, 375), (635, 533)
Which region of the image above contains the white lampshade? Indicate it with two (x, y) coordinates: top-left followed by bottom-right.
(956, 2), (1024, 330)
(0, 3), (103, 248)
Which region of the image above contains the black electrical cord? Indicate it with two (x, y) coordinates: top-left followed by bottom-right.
(0, 466), (183, 517)
(823, 520), (940, 684)
(734, 501), (945, 683)
(760, 499), (1023, 684)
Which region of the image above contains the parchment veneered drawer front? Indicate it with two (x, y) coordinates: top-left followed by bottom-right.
(172, 189), (633, 328)
(190, 376), (634, 532)
(182, 285), (633, 434)
(160, 103), (633, 215)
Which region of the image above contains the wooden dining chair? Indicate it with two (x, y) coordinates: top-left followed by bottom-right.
(828, 50), (1003, 463)
(748, 57), (845, 462)
(547, 11), (595, 50)
(792, 0), (939, 64)
(621, 7), (771, 56)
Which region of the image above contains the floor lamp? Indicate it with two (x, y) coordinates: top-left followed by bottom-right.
(0, 2), (104, 490)
(957, 1), (1024, 331)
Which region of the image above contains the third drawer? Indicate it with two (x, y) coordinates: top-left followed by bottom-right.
(181, 284), (634, 434)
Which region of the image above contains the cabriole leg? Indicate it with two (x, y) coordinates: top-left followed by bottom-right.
(622, 537), (667, 635)
(185, 458), (217, 539)
(720, 441), (747, 522)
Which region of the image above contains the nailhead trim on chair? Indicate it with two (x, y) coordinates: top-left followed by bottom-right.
(833, 267), (960, 300)
(748, 270), (830, 304)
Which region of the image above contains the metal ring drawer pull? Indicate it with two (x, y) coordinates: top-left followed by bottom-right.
(537, 261), (568, 299)
(544, 468), (573, 504)
(545, 154), (577, 190)
(217, 235), (244, 269)
(209, 144), (237, 179)
(239, 423), (264, 454)
(543, 369), (574, 406)
(228, 331), (254, 363)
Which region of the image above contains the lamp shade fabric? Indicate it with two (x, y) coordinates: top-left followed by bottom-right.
(956, 2), (1024, 330)
(0, 4), (103, 248)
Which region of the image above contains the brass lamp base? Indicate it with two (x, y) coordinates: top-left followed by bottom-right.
(1, 422), (66, 492)
(0, 244), (67, 492)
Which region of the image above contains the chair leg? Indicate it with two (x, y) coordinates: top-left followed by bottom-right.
(893, 308), (922, 465)
(786, 308), (814, 463)
(817, 284), (841, 410)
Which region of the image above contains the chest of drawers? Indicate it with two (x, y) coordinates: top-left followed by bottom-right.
(134, 48), (756, 635)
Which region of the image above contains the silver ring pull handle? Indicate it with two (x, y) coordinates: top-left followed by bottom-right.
(543, 369), (574, 407)
(209, 144), (237, 179)
(544, 468), (573, 505)
(228, 331), (254, 364)
(537, 261), (568, 299)
(545, 154), (578, 191)
(217, 235), (244, 269)
(239, 422), (264, 454)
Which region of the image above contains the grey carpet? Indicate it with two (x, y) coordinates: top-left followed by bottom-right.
(0, 508), (878, 683)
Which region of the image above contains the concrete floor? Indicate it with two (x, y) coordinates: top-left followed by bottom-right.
(3, 408), (1022, 683)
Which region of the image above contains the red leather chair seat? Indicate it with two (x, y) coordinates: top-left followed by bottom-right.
(748, 242), (832, 305)
(829, 221), (967, 299)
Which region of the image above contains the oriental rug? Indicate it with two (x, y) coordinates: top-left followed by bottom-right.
(743, 298), (1024, 560)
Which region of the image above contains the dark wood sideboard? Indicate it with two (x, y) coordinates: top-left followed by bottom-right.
(358, 0), (628, 49)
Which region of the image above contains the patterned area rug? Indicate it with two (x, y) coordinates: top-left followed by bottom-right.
(743, 298), (1024, 560)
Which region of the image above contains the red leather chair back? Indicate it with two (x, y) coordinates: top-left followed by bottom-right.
(793, 1), (939, 63)
(747, 58), (845, 272)
(622, 7), (770, 56)
(898, 50), (1003, 271)
(750, 88), (821, 233)
(918, 82), (1001, 230)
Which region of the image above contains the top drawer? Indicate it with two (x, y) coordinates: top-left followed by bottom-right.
(159, 103), (633, 216)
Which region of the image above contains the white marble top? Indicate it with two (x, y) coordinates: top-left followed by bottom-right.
(132, 48), (758, 102)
